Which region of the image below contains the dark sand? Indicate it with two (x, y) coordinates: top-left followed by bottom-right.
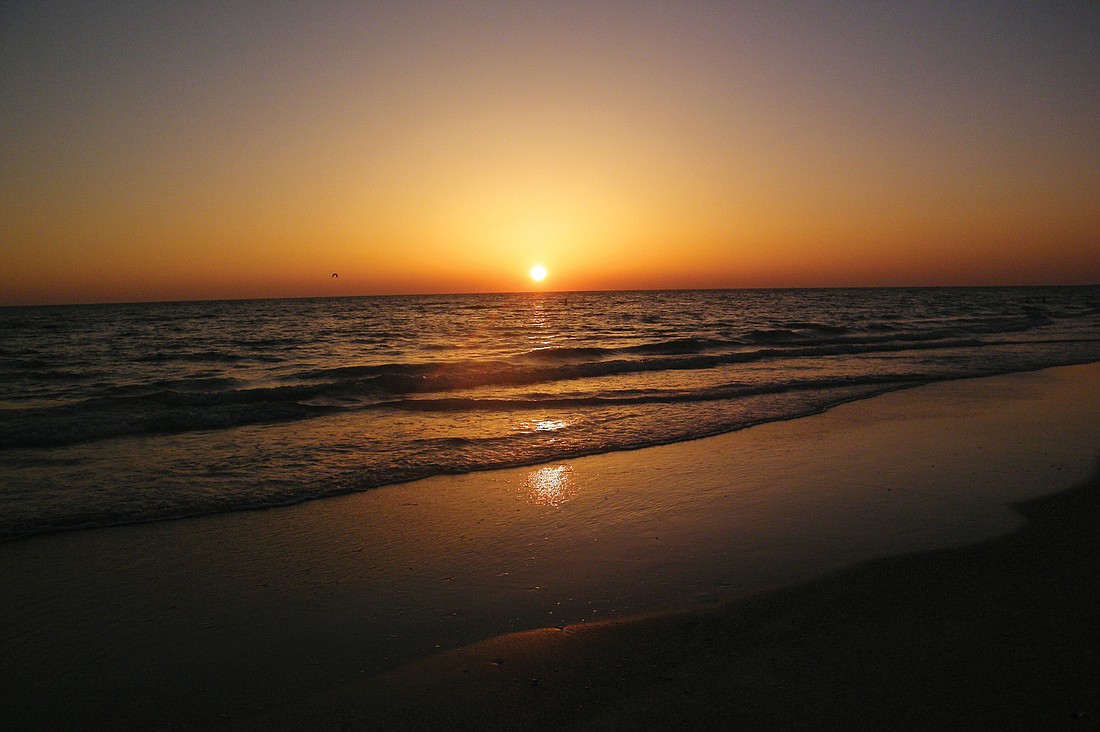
(265, 465), (1100, 731)
(3, 364), (1099, 730)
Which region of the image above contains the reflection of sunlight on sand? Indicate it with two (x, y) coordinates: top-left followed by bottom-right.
(521, 465), (576, 507)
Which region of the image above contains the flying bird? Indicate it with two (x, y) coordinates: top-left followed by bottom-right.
(331, 273), (338, 278)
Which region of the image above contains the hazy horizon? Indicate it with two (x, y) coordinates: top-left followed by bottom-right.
(5, 281), (1099, 310)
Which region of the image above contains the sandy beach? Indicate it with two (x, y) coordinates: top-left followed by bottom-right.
(3, 363), (1099, 730)
(282, 463), (1100, 731)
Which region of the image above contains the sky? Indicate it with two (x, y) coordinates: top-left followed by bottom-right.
(2, 1), (1099, 305)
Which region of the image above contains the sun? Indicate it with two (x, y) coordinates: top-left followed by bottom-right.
(529, 264), (548, 282)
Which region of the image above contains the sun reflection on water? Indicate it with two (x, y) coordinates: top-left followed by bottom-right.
(521, 465), (576, 507)
(521, 418), (569, 433)
(526, 297), (557, 350)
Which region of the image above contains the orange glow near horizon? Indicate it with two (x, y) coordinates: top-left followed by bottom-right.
(2, 4), (1098, 305)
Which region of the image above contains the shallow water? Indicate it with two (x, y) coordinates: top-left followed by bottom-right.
(2, 286), (1099, 538)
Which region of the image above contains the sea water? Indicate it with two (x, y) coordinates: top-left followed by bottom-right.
(2, 287), (1098, 540)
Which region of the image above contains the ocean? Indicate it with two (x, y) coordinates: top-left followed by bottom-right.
(2, 286), (1098, 541)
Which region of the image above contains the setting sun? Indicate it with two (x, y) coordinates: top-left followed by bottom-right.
(2, 2), (1098, 309)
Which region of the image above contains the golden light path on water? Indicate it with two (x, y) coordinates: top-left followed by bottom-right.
(517, 418), (571, 437)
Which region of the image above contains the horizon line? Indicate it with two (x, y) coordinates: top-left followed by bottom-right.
(4, 282), (1098, 309)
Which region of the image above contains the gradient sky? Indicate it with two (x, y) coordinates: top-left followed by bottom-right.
(3, 1), (1099, 304)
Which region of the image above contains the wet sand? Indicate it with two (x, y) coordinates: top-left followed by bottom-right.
(2, 363), (1099, 729)
(275, 465), (1100, 731)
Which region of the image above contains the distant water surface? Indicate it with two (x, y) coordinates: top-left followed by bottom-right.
(2, 287), (1098, 540)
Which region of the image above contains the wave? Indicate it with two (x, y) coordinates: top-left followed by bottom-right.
(522, 337), (732, 360)
(2, 293), (1096, 453)
(375, 373), (932, 412)
(133, 351), (284, 364)
(301, 334), (990, 387)
(0, 394), (338, 449)
(0, 333), (1058, 450)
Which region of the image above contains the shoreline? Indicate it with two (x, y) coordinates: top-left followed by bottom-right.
(2, 363), (1099, 729)
(290, 462), (1100, 731)
(0, 371), (1022, 546)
